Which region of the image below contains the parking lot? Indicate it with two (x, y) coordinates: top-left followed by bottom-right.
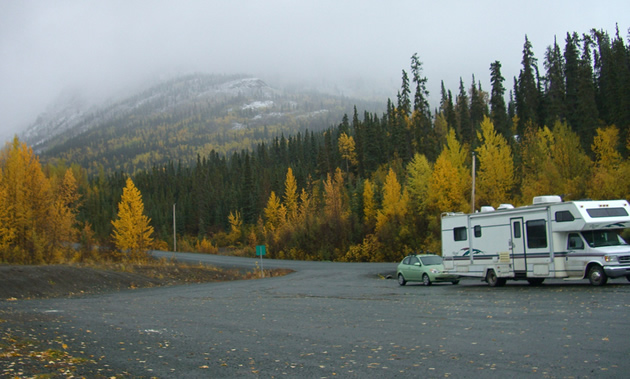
(3, 253), (630, 377)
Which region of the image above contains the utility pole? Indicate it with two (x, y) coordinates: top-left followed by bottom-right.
(173, 203), (177, 252)
(471, 152), (476, 214)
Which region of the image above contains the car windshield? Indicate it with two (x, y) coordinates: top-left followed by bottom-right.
(581, 230), (628, 247)
(419, 256), (442, 266)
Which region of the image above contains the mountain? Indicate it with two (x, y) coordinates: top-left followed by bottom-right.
(23, 73), (382, 174)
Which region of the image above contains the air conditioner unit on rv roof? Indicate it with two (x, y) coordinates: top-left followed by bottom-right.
(532, 195), (562, 205)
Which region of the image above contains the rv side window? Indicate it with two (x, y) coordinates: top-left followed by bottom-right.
(474, 225), (482, 238)
(556, 211), (575, 222)
(586, 208), (629, 218)
(454, 227), (467, 241)
(526, 220), (547, 248)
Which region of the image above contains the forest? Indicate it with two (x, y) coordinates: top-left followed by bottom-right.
(2, 27), (630, 264)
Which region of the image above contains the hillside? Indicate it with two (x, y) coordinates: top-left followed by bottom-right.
(23, 73), (382, 174)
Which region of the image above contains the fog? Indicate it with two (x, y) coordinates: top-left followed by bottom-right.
(0, 0), (627, 141)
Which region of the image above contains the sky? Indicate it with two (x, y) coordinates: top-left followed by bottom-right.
(0, 0), (628, 142)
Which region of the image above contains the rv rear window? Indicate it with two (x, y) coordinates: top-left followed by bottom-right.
(586, 207), (629, 218)
(526, 220), (547, 249)
(555, 211), (575, 222)
(454, 227), (467, 241)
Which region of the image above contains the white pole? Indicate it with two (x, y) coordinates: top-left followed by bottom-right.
(471, 152), (476, 214)
(173, 203), (177, 252)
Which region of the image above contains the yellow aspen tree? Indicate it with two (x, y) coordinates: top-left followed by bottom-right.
(376, 168), (408, 232)
(49, 169), (81, 260)
(323, 168), (349, 222)
(550, 120), (591, 200)
(589, 126), (628, 199)
(263, 191), (286, 231)
(475, 116), (514, 208)
(297, 188), (312, 224)
(519, 124), (556, 204)
(0, 170), (15, 258)
(338, 132), (358, 173)
(375, 168), (411, 259)
(406, 153), (432, 213)
(0, 137), (54, 263)
(111, 177), (154, 260)
(362, 179), (376, 229)
(227, 210), (242, 244)
(426, 129), (470, 214)
(283, 167), (298, 223)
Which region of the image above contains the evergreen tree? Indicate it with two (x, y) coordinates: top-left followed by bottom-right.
(489, 61), (509, 138)
(455, 78), (471, 143)
(469, 75), (488, 148)
(543, 37), (567, 125)
(516, 35), (541, 133)
(574, 34), (599, 150)
(564, 32), (581, 132)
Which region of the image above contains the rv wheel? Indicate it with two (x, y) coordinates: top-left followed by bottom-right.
(397, 273), (407, 286)
(486, 270), (506, 287)
(587, 265), (608, 286)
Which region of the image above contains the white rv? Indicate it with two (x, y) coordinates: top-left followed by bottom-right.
(441, 196), (630, 286)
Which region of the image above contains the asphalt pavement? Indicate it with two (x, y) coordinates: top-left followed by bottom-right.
(2, 252), (630, 378)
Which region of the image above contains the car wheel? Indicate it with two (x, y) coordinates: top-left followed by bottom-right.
(587, 265), (608, 286)
(527, 278), (545, 286)
(397, 273), (406, 286)
(451, 280), (460, 285)
(486, 269), (506, 287)
(422, 273), (431, 286)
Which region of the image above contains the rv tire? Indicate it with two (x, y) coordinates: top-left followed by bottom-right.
(397, 273), (407, 286)
(422, 274), (432, 286)
(587, 265), (608, 286)
(486, 269), (506, 287)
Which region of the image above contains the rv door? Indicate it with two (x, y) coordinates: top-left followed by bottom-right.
(511, 218), (526, 273)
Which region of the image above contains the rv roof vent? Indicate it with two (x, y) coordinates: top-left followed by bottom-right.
(497, 203), (515, 210)
(480, 206), (495, 212)
(533, 195), (562, 205)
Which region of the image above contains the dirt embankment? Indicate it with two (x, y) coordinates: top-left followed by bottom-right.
(0, 263), (289, 300)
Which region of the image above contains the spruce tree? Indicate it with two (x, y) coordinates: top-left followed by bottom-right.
(516, 35), (540, 133)
(489, 61), (509, 138)
(543, 37), (567, 125)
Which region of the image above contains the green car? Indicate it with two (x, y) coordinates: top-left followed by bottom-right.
(397, 254), (460, 286)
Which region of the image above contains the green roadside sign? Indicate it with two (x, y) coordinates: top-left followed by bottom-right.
(256, 245), (266, 256)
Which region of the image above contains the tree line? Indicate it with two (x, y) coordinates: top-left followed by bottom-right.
(2, 27), (629, 263)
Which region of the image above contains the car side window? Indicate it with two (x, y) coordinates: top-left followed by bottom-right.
(410, 256), (420, 266)
(402, 257), (410, 265)
(567, 233), (584, 250)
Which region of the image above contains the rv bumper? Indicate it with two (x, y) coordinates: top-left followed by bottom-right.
(603, 265), (630, 279)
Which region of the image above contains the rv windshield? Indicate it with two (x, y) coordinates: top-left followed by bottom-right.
(581, 230), (628, 247)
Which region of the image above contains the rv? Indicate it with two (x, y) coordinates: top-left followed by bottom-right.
(441, 196), (630, 286)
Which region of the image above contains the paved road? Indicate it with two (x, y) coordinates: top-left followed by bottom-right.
(2, 252), (630, 377)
